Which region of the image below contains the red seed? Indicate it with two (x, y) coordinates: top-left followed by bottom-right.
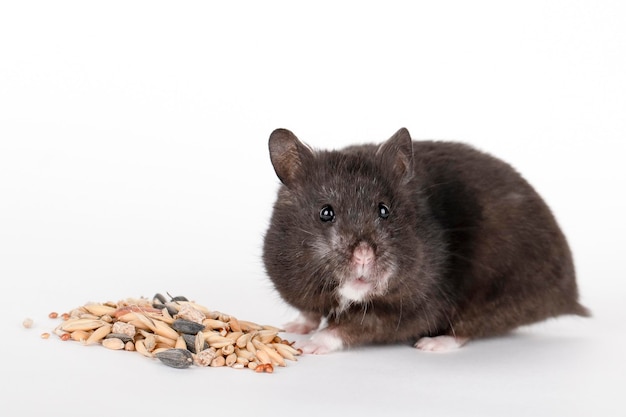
(48, 312), (58, 319)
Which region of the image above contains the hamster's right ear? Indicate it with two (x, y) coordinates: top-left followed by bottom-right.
(268, 128), (314, 187)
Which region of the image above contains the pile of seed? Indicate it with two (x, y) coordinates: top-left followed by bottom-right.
(48, 293), (301, 373)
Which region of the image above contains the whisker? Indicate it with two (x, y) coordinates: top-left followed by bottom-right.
(297, 227), (315, 236)
(448, 251), (499, 275)
(360, 302), (369, 325)
(395, 297), (403, 332)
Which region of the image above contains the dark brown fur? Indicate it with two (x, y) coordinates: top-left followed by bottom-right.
(263, 127), (589, 348)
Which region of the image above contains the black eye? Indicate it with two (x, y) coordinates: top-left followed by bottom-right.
(319, 205), (335, 222)
(378, 203), (390, 219)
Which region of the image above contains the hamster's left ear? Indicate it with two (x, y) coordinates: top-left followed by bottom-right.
(376, 127), (414, 184)
(268, 128), (314, 187)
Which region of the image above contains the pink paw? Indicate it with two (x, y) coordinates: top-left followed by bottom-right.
(297, 328), (344, 354)
(283, 321), (318, 335)
(283, 313), (321, 335)
(415, 336), (469, 352)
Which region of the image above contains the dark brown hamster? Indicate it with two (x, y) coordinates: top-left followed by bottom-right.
(263, 127), (590, 353)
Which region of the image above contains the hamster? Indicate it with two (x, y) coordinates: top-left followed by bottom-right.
(262, 127), (590, 353)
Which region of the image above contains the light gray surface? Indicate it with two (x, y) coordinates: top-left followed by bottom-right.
(1, 2), (625, 416)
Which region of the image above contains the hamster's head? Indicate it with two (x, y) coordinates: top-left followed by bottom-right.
(263, 128), (431, 314)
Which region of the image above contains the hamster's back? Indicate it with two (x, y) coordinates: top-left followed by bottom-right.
(409, 140), (589, 337)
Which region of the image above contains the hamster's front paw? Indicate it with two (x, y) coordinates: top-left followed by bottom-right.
(283, 312), (322, 335)
(415, 335), (469, 352)
(297, 328), (344, 354)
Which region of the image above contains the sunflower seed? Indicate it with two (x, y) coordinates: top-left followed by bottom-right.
(171, 319), (206, 335)
(105, 333), (134, 344)
(182, 333), (208, 353)
(155, 348), (194, 369)
(153, 293), (167, 305)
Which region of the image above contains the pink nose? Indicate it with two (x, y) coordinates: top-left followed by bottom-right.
(352, 243), (375, 266)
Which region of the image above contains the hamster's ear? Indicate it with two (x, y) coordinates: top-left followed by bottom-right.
(268, 128), (314, 187)
(376, 127), (414, 183)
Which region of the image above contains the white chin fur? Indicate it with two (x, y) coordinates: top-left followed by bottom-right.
(338, 280), (373, 303)
(337, 270), (393, 306)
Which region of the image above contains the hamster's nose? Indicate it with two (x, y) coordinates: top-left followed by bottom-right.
(352, 242), (375, 266)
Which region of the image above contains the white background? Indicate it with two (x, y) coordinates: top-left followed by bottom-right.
(1, 1), (625, 416)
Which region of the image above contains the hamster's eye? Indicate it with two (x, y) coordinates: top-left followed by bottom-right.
(319, 205), (335, 222)
(378, 203), (390, 219)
